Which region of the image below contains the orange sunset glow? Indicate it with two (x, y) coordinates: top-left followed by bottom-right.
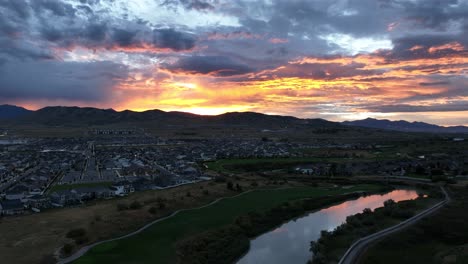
(0, 0), (467, 126)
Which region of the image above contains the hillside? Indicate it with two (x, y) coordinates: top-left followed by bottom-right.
(8, 106), (336, 129)
(0, 105), (32, 119)
(343, 118), (468, 133)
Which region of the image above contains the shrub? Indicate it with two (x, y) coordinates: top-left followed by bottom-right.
(129, 201), (142, 210)
(66, 228), (86, 239)
(383, 199), (396, 208)
(214, 176), (227, 183)
(62, 243), (74, 255)
(39, 254), (56, 264)
(148, 207), (157, 214)
(117, 203), (129, 211)
(74, 235), (89, 245)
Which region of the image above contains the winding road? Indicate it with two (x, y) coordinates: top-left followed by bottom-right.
(338, 186), (450, 264)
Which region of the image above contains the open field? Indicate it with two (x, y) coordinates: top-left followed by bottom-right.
(361, 186), (468, 264)
(205, 156), (394, 174)
(0, 179), (270, 264)
(73, 184), (381, 264)
(205, 157), (327, 173)
(206, 157), (344, 173)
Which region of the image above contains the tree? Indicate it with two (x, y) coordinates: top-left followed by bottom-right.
(384, 199), (396, 208)
(62, 243), (74, 255)
(66, 228), (86, 238)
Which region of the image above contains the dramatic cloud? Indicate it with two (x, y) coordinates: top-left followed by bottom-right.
(0, 60), (128, 102)
(163, 55), (255, 76)
(0, 0), (466, 125)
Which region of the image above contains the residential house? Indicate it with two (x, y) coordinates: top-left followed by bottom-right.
(74, 186), (112, 200)
(26, 194), (50, 210)
(50, 190), (80, 206)
(1, 199), (25, 215)
(5, 184), (29, 201)
(111, 181), (134, 196)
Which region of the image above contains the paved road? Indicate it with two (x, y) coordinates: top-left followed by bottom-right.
(338, 186), (450, 264)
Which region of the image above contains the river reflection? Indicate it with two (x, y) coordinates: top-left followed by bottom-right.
(237, 189), (419, 264)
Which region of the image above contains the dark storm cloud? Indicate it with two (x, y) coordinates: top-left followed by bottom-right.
(419, 81), (450, 87)
(43, 24), (196, 52)
(83, 23), (107, 42)
(161, 0), (215, 11)
(0, 38), (54, 60)
(31, 0), (76, 17)
(0, 60), (128, 101)
(112, 29), (138, 47)
(152, 29), (196, 51)
(78, 0), (100, 5)
(0, 0), (31, 19)
(251, 61), (380, 81)
(0, 0), (197, 56)
(164, 55), (255, 76)
(381, 0), (467, 30)
(0, 0), (466, 118)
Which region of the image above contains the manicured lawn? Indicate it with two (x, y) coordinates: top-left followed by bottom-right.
(48, 182), (113, 193)
(206, 157), (330, 173)
(74, 184), (381, 264)
(205, 155), (398, 173)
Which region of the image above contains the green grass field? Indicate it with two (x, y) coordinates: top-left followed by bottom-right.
(73, 184), (380, 264)
(206, 157), (336, 173)
(205, 154), (402, 173)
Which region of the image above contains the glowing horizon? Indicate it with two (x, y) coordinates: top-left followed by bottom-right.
(0, 0), (467, 126)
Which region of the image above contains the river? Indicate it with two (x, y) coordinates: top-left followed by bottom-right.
(237, 189), (419, 264)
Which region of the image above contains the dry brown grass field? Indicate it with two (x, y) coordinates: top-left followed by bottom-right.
(0, 176), (279, 264)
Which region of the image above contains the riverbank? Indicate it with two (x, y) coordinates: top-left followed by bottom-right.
(360, 185), (468, 264)
(71, 184), (384, 264)
(177, 191), (378, 264)
(309, 186), (444, 263)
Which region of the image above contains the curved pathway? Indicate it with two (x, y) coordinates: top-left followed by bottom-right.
(338, 186), (450, 264)
(58, 189), (261, 264)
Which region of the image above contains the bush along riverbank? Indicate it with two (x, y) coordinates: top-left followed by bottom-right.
(308, 187), (443, 264)
(175, 186), (394, 264)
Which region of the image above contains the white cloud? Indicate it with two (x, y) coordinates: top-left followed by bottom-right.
(319, 33), (393, 55)
(105, 0), (240, 29)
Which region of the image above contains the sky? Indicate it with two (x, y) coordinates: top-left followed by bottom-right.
(0, 0), (467, 125)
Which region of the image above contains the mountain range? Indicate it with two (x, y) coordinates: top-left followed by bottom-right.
(0, 105), (466, 133)
(0, 104), (32, 119)
(343, 118), (468, 133)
